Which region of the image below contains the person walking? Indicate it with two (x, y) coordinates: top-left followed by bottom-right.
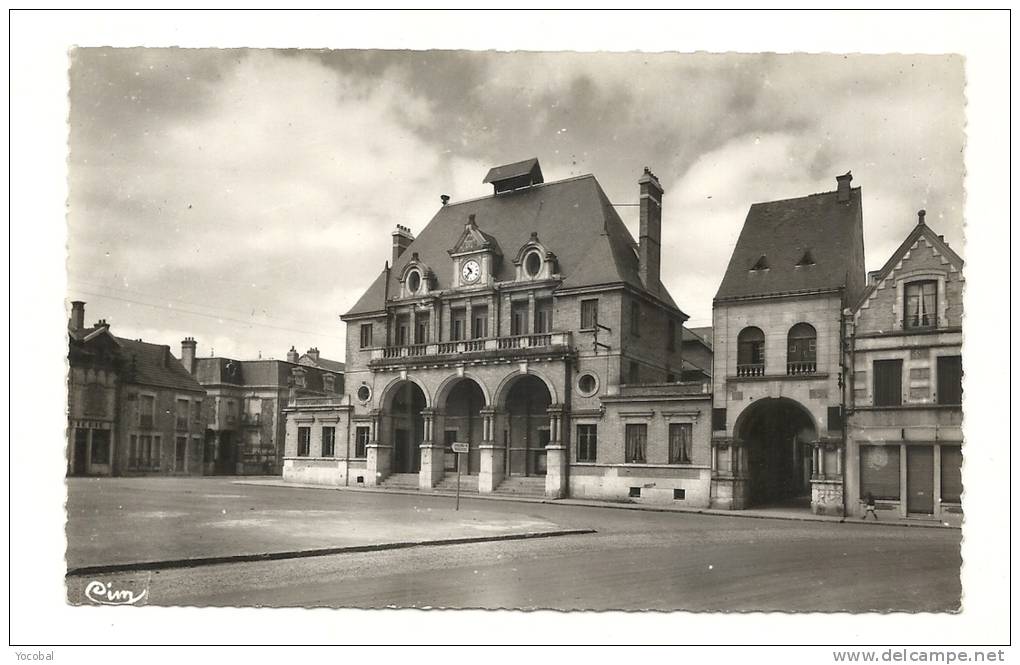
(862, 492), (878, 520)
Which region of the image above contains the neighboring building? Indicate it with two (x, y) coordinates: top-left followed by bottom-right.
(186, 341), (344, 475)
(846, 211), (963, 520)
(284, 159), (713, 504)
(68, 302), (207, 476)
(710, 173), (866, 515)
(681, 326), (713, 382)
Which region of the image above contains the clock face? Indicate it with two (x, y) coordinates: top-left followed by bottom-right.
(461, 259), (481, 284)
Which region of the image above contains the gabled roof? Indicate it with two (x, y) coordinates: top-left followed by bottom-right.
(682, 326), (713, 350)
(715, 187), (866, 303)
(299, 355), (346, 373)
(483, 158), (543, 185)
(853, 218), (964, 312)
(115, 337), (204, 393)
(345, 173), (681, 317)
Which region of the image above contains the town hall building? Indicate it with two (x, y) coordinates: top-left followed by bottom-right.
(283, 159), (714, 504)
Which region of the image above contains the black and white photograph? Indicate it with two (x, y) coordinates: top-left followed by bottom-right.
(8, 7), (1012, 657)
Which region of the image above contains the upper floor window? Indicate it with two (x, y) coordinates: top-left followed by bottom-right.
(873, 359), (903, 407)
(630, 302), (641, 336)
(580, 299), (599, 329)
(787, 323), (817, 375)
(737, 326), (765, 376)
(396, 315), (410, 346)
(139, 394), (155, 428)
(667, 319), (676, 351)
(937, 355), (963, 406)
(359, 323), (373, 349)
(176, 398), (190, 430)
(524, 251), (542, 277)
(451, 308), (466, 341)
(414, 313), (430, 344)
(904, 280), (937, 329)
(511, 301), (528, 336)
(534, 299), (553, 334)
(471, 306), (488, 339)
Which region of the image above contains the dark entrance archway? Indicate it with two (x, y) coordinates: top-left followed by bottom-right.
(504, 375), (552, 477)
(387, 381), (427, 473)
(736, 398), (816, 507)
(441, 379), (485, 474)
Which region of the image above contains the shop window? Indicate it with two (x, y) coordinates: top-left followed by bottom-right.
(904, 280), (937, 328)
(90, 430), (110, 465)
(625, 424), (647, 463)
(580, 299), (599, 329)
(297, 427), (311, 457)
(860, 445), (900, 501)
(576, 424), (597, 463)
(940, 445), (963, 503)
(937, 355), (963, 405)
(322, 426), (335, 457)
(355, 426), (370, 458)
(668, 423), (693, 464)
(873, 359), (903, 406)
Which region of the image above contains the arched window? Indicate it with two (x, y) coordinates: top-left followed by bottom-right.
(787, 323), (817, 375)
(737, 327), (765, 377)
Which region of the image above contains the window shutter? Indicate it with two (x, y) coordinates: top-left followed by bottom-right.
(860, 445), (900, 500)
(827, 406), (843, 432)
(873, 359), (903, 406)
(712, 408), (727, 431)
(937, 355), (963, 405)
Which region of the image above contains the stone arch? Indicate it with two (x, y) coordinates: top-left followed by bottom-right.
(733, 396), (819, 507)
(434, 373), (492, 409)
(493, 367), (558, 410)
(378, 374), (433, 410)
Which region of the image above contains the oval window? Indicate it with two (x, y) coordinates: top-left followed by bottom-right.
(525, 251), (542, 277)
(407, 270), (421, 293)
(356, 385), (372, 403)
(577, 373), (598, 396)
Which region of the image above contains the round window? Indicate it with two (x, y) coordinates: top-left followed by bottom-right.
(524, 251), (542, 277)
(407, 270), (421, 293)
(577, 373), (598, 396)
(356, 385), (372, 403)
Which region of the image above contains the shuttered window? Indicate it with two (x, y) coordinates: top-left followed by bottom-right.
(937, 355), (963, 405)
(873, 359), (903, 406)
(940, 445), (963, 503)
(860, 445), (900, 500)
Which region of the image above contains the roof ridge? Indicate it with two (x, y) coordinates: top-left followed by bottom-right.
(748, 186), (861, 208)
(441, 173), (597, 209)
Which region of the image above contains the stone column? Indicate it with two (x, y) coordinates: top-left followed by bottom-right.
(418, 408), (444, 489)
(544, 404), (568, 499)
(465, 300), (474, 339)
(477, 407), (503, 493)
(365, 411), (390, 486)
(527, 292), (536, 335)
(429, 303), (439, 344)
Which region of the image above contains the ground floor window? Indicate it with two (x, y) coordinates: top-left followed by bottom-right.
(625, 424), (647, 463)
(297, 427), (311, 457)
(89, 429), (110, 464)
(668, 422), (693, 464)
(576, 424), (597, 462)
(940, 445), (963, 503)
(859, 445), (900, 500)
(355, 426), (370, 458)
(322, 426), (335, 457)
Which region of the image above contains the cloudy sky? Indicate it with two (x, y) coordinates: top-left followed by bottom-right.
(67, 49), (965, 362)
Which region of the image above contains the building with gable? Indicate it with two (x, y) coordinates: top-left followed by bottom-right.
(845, 211), (964, 520)
(710, 173), (867, 515)
(185, 340), (344, 475)
(283, 159), (714, 503)
(67, 301), (207, 476)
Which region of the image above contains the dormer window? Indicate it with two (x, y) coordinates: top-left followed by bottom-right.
(796, 250), (815, 266)
(407, 270), (422, 294)
(524, 251), (542, 277)
(750, 255), (769, 271)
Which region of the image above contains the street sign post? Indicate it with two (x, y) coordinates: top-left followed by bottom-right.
(451, 442), (469, 510)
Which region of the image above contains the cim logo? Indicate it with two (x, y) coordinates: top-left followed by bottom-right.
(84, 579), (148, 606)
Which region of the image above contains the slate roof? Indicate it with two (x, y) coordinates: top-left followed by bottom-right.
(114, 337), (205, 393)
(682, 326), (713, 350)
(345, 174), (680, 317)
(483, 157), (542, 185)
(852, 218), (964, 311)
(300, 355), (346, 373)
(715, 187), (866, 303)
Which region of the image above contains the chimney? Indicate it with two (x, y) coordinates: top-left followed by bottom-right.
(440, 194), (450, 206)
(836, 171), (853, 203)
(181, 337), (197, 374)
(70, 301), (85, 332)
(917, 209), (927, 225)
(306, 347), (319, 362)
(286, 346), (299, 363)
(392, 225), (414, 266)
(638, 167), (664, 294)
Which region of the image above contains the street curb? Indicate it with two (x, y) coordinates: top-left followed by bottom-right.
(65, 528), (597, 578)
(232, 480), (960, 531)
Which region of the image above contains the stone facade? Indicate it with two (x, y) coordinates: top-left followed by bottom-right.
(845, 214), (964, 521)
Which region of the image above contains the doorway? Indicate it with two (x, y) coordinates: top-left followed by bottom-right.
(736, 397), (817, 507)
(72, 428), (88, 476)
(389, 381), (426, 473)
(906, 446), (935, 515)
(503, 375), (551, 477)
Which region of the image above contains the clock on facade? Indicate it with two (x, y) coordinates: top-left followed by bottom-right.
(461, 259), (481, 284)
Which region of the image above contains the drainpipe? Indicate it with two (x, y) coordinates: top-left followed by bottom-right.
(839, 300), (853, 520)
